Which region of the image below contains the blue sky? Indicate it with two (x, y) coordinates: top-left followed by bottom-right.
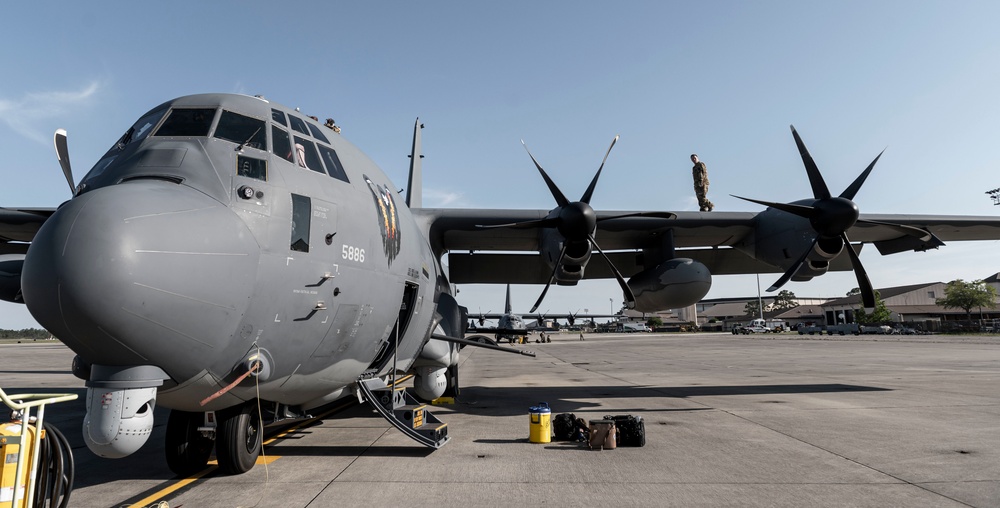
(2, 1), (999, 327)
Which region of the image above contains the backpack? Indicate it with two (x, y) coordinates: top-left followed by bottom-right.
(552, 413), (577, 441)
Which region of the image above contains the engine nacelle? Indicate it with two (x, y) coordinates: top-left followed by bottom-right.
(0, 254), (25, 303)
(413, 366), (447, 401)
(790, 236), (844, 281)
(82, 365), (165, 458)
(627, 258), (712, 312)
(540, 231), (592, 285)
(750, 205), (845, 282)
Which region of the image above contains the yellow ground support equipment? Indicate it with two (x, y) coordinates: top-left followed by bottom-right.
(0, 387), (77, 508)
(0, 422), (37, 507)
(528, 402), (552, 444)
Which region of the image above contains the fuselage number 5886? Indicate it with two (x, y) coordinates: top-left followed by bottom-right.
(342, 245), (365, 263)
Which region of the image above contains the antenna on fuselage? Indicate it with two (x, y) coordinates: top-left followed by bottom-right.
(406, 118), (424, 208)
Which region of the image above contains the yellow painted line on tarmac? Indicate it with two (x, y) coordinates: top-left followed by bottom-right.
(128, 466), (214, 507)
(127, 374), (415, 507)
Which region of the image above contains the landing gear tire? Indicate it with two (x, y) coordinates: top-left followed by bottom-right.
(216, 402), (262, 475)
(165, 409), (215, 476)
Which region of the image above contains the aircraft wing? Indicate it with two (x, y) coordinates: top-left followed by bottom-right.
(420, 209), (754, 251)
(417, 208), (1000, 284)
(0, 207), (55, 254)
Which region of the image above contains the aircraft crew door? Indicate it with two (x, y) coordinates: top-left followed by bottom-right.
(366, 282), (419, 374)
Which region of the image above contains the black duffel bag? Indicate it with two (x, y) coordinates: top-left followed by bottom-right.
(602, 414), (645, 447)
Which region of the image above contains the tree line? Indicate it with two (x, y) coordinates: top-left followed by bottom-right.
(743, 280), (998, 325)
(0, 328), (52, 340)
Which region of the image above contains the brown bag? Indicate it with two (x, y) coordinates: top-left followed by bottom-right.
(588, 420), (617, 450)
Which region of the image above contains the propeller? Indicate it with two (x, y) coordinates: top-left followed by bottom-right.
(53, 129), (76, 195)
(536, 312), (547, 327)
(567, 310), (579, 326)
(481, 136), (638, 313)
(733, 126), (934, 310)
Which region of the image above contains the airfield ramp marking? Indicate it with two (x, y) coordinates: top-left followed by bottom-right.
(124, 374), (414, 507)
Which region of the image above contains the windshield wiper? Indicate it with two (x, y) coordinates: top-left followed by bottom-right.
(116, 127), (135, 151)
(236, 127), (262, 151)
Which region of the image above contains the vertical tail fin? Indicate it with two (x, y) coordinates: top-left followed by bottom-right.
(504, 285), (512, 314)
(405, 118), (424, 208)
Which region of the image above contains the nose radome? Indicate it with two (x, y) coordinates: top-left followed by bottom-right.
(22, 181), (260, 374)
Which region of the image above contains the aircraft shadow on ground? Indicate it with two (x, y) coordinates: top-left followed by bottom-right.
(268, 444), (434, 458)
(13, 382), (890, 487)
(451, 383), (891, 417)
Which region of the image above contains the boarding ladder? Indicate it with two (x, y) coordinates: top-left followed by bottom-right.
(356, 377), (450, 448)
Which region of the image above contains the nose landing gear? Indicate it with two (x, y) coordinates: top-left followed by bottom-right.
(163, 401), (263, 476)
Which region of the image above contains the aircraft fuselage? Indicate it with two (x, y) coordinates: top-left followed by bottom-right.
(22, 94), (442, 417)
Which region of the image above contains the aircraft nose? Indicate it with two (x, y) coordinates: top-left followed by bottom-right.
(22, 181), (260, 371)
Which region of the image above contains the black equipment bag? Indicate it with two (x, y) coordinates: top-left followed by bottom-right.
(602, 414), (645, 447)
(553, 413), (577, 441)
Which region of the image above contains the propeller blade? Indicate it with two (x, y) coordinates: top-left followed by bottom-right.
(840, 149), (885, 200)
(530, 243), (568, 313)
(790, 126), (831, 200)
(596, 211), (677, 222)
(732, 195), (815, 219)
(588, 233), (636, 309)
(840, 232), (876, 309)
(855, 219), (935, 242)
(580, 135), (619, 204)
(53, 129), (75, 195)
(521, 140), (569, 207)
(766, 236), (819, 292)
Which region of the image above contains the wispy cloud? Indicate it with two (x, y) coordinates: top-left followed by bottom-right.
(423, 187), (467, 207)
(0, 81), (101, 144)
(231, 81), (249, 96)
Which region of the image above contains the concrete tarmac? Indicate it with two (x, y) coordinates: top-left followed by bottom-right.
(0, 332), (998, 507)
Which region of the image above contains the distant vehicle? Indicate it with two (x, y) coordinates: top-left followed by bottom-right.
(826, 324), (860, 335)
(621, 322), (650, 333)
(733, 318), (771, 334)
(798, 324), (825, 335)
(860, 325), (892, 334)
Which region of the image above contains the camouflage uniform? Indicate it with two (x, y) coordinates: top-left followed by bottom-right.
(692, 160), (713, 211)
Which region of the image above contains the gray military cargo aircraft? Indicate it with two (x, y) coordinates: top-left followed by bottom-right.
(472, 284), (619, 343)
(2, 93), (1000, 475)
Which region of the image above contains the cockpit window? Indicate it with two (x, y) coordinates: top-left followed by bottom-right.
(122, 105), (169, 148)
(272, 125), (294, 163)
(307, 123), (330, 144)
(317, 145), (350, 183)
(271, 108), (287, 126)
(214, 110), (266, 150)
(155, 108), (215, 137)
(293, 136), (324, 174)
(288, 115), (310, 136)
(78, 104), (170, 192)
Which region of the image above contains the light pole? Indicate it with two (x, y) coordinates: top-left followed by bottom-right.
(609, 298), (613, 314)
(756, 273), (764, 321)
